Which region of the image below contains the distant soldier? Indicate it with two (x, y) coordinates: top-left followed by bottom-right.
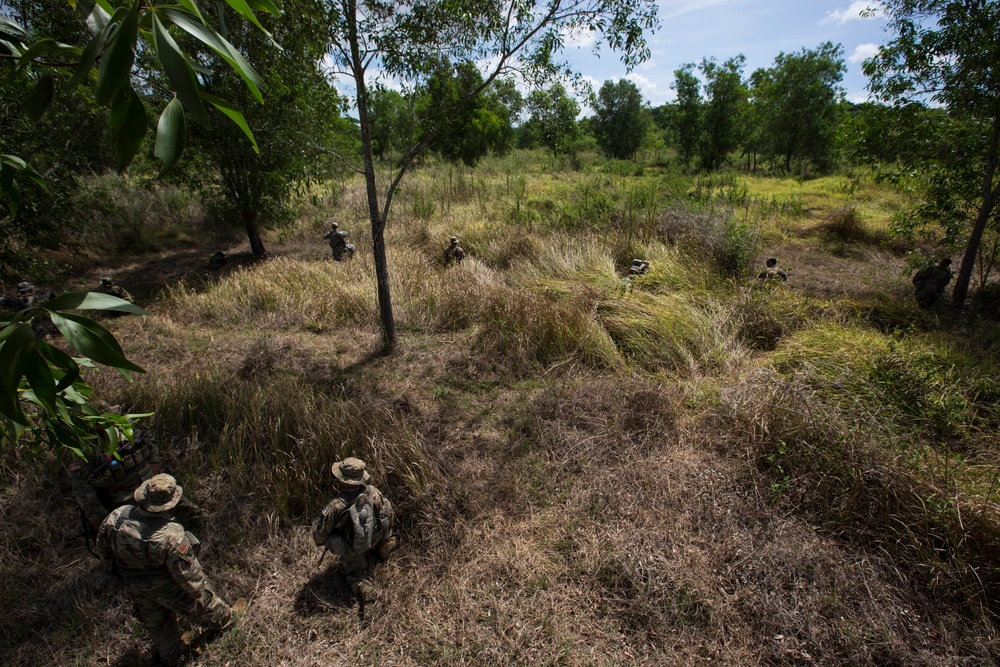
(313, 458), (397, 607)
(628, 259), (649, 276)
(444, 237), (466, 265)
(757, 257), (787, 282)
(67, 426), (203, 535)
(323, 222), (355, 261)
(98, 276), (133, 303)
(5, 282), (59, 338)
(96, 475), (244, 666)
(912, 258), (952, 309)
(0, 283), (29, 310)
(208, 251), (227, 269)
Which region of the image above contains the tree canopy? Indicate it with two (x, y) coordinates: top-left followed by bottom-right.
(593, 78), (646, 160)
(865, 0), (1000, 306)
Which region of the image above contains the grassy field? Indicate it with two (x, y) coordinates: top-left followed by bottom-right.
(2, 151), (999, 666)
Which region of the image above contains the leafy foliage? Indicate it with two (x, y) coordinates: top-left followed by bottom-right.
(864, 0), (1000, 306)
(523, 83), (581, 156)
(699, 55), (747, 171)
(0, 292), (148, 460)
(671, 63), (701, 168)
(593, 78), (646, 160)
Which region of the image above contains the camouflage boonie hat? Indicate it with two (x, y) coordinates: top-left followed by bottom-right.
(450, 237), (458, 244)
(101, 276), (114, 287)
(16, 282), (33, 293)
(331, 222), (339, 229)
(332, 457), (370, 486)
(135, 473), (183, 512)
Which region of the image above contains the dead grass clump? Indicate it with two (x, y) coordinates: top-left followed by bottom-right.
(722, 368), (1000, 617)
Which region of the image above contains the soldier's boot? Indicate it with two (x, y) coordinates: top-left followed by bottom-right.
(354, 580), (377, 606)
(375, 535), (398, 562)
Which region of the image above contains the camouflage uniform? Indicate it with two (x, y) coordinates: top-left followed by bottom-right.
(912, 259), (952, 309)
(312, 458), (396, 603)
(99, 277), (134, 303)
(757, 257), (787, 282)
(208, 251), (227, 269)
(444, 237), (465, 265)
(629, 259), (649, 276)
(96, 475), (235, 667)
(68, 433), (202, 530)
(323, 223), (355, 261)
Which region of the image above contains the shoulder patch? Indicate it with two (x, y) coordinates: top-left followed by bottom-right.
(176, 538), (190, 555)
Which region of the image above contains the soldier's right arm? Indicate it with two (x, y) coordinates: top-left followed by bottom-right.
(312, 497), (348, 546)
(95, 513), (116, 564)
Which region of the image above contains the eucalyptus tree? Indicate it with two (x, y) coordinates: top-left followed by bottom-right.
(321, 0), (659, 349)
(523, 82), (581, 156)
(187, 0), (349, 258)
(593, 78), (646, 160)
(699, 55), (747, 171)
(671, 63), (700, 168)
(865, 0), (1000, 306)
(749, 42), (845, 172)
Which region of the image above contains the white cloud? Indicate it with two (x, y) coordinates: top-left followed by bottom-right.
(822, 2), (884, 25)
(849, 43), (879, 63)
(846, 90), (873, 104)
(626, 72), (658, 94)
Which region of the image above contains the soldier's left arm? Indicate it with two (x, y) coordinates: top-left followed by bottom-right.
(165, 530), (208, 600)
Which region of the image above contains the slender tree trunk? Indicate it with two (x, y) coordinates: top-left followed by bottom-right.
(347, 0), (395, 350)
(243, 210), (267, 258)
(953, 114), (1000, 307)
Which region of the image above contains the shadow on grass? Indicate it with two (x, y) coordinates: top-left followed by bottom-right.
(293, 566), (355, 617)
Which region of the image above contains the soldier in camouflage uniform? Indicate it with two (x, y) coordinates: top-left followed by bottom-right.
(912, 258), (952, 309)
(99, 276), (134, 303)
(757, 257), (787, 282)
(312, 458), (397, 605)
(96, 475), (244, 666)
(444, 237), (465, 265)
(323, 223), (355, 261)
(67, 429), (202, 532)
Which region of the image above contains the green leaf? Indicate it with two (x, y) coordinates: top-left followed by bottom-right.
(159, 7), (264, 103)
(45, 290), (147, 314)
(0, 166), (20, 219)
(24, 73), (55, 122)
(152, 13), (212, 128)
(67, 27), (108, 91)
(154, 96), (187, 176)
(37, 341), (81, 392)
(175, 0), (206, 22)
(200, 92), (259, 152)
(17, 38), (57, 66)
(96, 2), (138, 106)
(23, 350), (57, 415)
(0, 40), (23, 58)
(76, 0), (113, 35)
(221, 0), (273, 41)
(110, 88), (148, 173)
(0, 17), (30, 41)
(49, 312), (145, 375)
(0, 323), (36, 424)
(247, 0), (281, 17)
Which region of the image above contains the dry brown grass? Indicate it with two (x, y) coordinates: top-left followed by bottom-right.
(3, 159), (1000, 667)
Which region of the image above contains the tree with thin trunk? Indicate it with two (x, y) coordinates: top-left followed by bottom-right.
(321, 0), (658, 351)
(865, 0), (1000, 307)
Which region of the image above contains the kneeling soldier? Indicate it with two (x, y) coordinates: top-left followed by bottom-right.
(313, 457), (397, 606)
(96, 475), (244, 666)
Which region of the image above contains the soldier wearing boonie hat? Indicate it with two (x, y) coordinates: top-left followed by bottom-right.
(96, 474), (245, 665)
(313, 458), (397, 607)
(444, 236), (465, 264)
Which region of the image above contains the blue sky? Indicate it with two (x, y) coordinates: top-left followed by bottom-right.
(564, 1), (890, 107)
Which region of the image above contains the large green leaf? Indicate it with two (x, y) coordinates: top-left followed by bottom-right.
(76, 0), (113, 35)
(154, 96), (187, 176)
(152, 13), (211, 128)
(159, 7), (264, 103)
(24, 73), (55, 122)
(0, 165), (20, 219)
(17, 38), (57, 66)
(23, 350), (57, 415)
(37, 341), (81, 392)
(221, 0), (273, 42)
(110, 88), (148, 173)
(96, 2), (138, 106)
(200, 92), (259, 152)
(45, 290), (147, 314)
(50, 312), (145, 375)
(0, 323), (36, 424)
(67, 26), (109, 91)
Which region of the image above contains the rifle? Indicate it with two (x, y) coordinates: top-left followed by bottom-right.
(69, 505), (99, 559)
